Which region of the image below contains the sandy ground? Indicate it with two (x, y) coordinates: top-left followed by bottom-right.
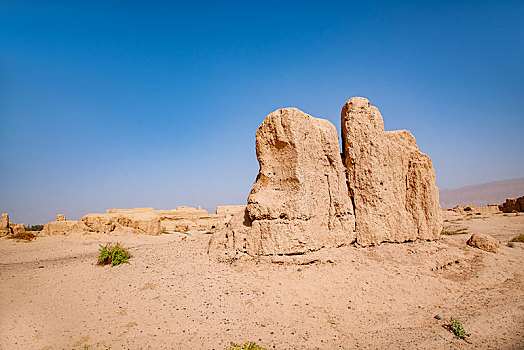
(0, 211), (523, 350)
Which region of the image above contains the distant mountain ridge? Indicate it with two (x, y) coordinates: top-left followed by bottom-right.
(439, 178), (524, 208)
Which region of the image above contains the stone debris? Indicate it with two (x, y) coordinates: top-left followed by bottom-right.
(466, 233), (500, 253)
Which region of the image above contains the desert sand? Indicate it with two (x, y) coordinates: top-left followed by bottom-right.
(1, 97), (523, 349)
(0, 210), (522, 350)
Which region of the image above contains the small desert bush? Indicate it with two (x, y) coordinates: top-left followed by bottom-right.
(25, 224), (43, 231)
(510, 234), (524, 243)
(97, 243), (131, 266)
(507, 242), (514, 248)
(8, 231), (36, 242)
(225, 341), (267, 350)
(448, 316), (470, 341)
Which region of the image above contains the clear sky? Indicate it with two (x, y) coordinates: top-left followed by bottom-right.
(1, 0), (523, 224)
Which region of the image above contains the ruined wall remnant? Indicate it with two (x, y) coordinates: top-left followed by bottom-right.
(211, 108), (356, 256)
(216, 205), (246, 221)
(244, 108), (356, 255)
(82, 212), (162, 235)
(9, 223), (25, 234)
(1, 213), (25, 235)
(40, 206), (241, 236)
(41, 220), (82, 236)
(449, 204), (501, 214)
(156, 206), (223, 232)
(211, 97), (443, 257)
(341, 97), (442, 245)
(0, 213), (10, 235)
(499, 196), (524, 213)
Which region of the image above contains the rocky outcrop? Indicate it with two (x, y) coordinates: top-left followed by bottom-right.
(467, 233), (500, 253)
(56, 214), (66, 221)
(0, 213), (10, 235)
(499, 196), (524, 213)
(341, 97), (442, 245)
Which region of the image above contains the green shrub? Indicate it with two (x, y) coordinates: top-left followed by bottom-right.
(225, 341), (267, 350)
(25, 224), (43, 231)
(510, 234), (524, 243)
(448, 316), (470, 341)
(507, 242), (514, 248)
(97, 243), (131, 266)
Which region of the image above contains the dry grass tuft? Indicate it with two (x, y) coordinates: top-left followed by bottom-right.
(510, 234), (524, 243)
(7, 231), (37, 242)
(225, 341), (267, 350)
(441, 228), (468, 235)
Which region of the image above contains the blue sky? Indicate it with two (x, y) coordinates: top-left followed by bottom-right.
(1, 0), (523, 224)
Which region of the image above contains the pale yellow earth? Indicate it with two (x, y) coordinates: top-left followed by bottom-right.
(0, 211), (522, 349)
